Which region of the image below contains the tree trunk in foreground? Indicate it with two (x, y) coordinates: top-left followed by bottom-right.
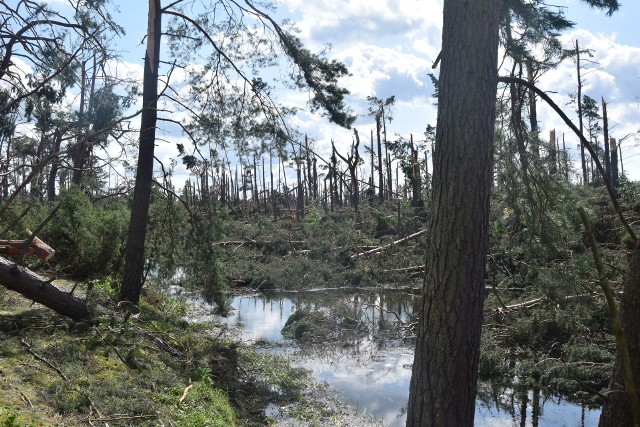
(406, 0), (500, 425)
(599, 240), (640, 426)
(0, 256), (89, 321)
(120, 0), (161, 304)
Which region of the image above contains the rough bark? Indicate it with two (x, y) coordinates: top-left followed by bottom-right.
(120, 0), (161, 304)
(406, 0), (500, 425)
(0, 256), (89, 321)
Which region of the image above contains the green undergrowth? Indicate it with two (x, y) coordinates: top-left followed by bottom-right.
(0, 278), (310, 426)
(221, 204), (427, 292)
(477, 184), (638, 406)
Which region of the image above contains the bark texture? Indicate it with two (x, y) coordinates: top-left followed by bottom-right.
(406, 0), (500, 425)
(0, 256), (89, 321)
(120, 0), (161, 304)
(599, 240), (640, 427)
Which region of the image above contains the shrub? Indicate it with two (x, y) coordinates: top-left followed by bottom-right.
(42, 188), (129, 277)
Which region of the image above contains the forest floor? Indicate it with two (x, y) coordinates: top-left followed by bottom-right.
(0, 277), (393, 426)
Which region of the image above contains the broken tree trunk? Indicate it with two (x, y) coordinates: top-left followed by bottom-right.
(350, 229), (427, 260)
(0, 256), (89, 321)
(0, 236), (55, 262)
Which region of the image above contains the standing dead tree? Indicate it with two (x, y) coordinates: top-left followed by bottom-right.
(335, 129), (362, 213)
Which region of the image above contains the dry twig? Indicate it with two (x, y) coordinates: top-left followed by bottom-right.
(20, 339), (68, 381)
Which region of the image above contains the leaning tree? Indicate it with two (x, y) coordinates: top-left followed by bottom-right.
(119, 0), (356, 304)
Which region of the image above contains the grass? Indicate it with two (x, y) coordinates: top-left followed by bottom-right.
(0, 278), (311, 426)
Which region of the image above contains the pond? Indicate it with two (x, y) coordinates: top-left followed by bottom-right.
(219, 291), (601, 427)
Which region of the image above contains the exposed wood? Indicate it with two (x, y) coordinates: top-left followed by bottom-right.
(179, 383), (193, 404)
(0, 235), (55, 262)
(0, 256), (89, 321)
(350, 229), (427, 260)
(499, 297), (542, 312)
(381, 265), (426, 275)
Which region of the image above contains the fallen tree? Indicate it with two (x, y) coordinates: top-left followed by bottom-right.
(0, 236), (55, 262)
(350, 229), (427, 260)
(0, 256), (89, 321)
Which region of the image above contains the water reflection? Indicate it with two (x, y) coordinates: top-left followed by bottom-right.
(220, 291), (600, 427)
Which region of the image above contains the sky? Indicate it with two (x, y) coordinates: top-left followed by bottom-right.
(38, 0), (640, 186)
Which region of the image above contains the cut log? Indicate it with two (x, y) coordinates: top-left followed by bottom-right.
(0, 256), (89, 321)
(0, 236), (55, 262)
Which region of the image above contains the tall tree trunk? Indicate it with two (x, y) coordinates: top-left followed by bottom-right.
(410, 134), (421, 207)
(549, 128), (557, 175)
(253, 155), (259, 213)
(305, 135), (312, 202)
(262, 156), (267, 213)
(576, 41), (588, 185)
(312, 157), (318, 200)
(296, 157), (303, 221)
(120, 0), (161, 304)
(370, 129), (374, 204)
(30, 114), (47, 200)
(72, 61), (87, 186)
(563, 133), (569, 180)
(1, 137), (10, 200)
(610, 137), (618, 188)
(382, 108), (392, 198)
(602, 97), (611, 179)
(527, 60), (539, 159)
(376, 113), (384, 202)
(406, 0), (500, 424)
(46, 128), (62, 201)
(270, 152), (276, 219)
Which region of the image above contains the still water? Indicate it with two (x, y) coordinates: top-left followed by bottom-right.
(221, 291), (600, 427)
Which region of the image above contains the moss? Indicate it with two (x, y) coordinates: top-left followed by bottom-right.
(0, 285), (256, 426)
(0, 405), (34, 427)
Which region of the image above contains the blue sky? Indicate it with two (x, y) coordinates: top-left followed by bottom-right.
(36, 0), (640, 184)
